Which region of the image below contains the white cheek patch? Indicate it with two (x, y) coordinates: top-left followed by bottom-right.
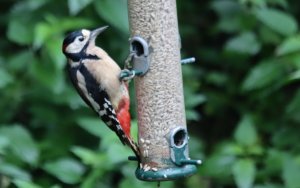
(66, 30), (91, 54)
(66, 40), (84, 53)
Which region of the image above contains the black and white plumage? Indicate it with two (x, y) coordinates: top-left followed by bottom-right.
(62, 26), (139, 158)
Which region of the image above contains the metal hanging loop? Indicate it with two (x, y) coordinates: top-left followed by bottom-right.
(120, 36), (150, 81)
(129, 36), (150, 76)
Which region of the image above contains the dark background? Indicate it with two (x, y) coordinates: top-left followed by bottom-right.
(0, 0), (300, 187)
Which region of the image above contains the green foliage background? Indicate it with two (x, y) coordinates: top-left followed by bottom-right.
(1, 0), (300, 187)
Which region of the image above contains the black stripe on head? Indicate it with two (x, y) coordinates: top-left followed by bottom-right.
(63, 30), (83, 49)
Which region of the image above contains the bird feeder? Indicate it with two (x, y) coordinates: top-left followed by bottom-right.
(127, 0), (201, 181)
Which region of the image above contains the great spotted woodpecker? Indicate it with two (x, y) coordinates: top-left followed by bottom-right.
(62, 26), (139, 158)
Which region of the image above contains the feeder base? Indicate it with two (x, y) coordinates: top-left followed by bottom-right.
(135, 164), (197, 181)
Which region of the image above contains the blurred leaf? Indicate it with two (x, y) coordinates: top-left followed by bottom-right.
(201, 154), (236, 179)
(45, 36), (65, 70)
(11, 0), (49, 13)
(212, 0), (241, 17)
(254, 183), (283, 188)
(106, 144), (131, 164)
(34, 17), (95, 48)
(94, 0), (129, 34)
(225, 32), (261, 54)
(8, 51), (34, 72)
(77, 117), (105, 138)
(0, 162), (31, 181)
(245, 0), (266, 7)
(267, 0), (288, 8)
(77, 117), (126, 150)
(206, 72), (229, 86)
(254, 8), (298, 36)
(259, 26), (281, 45)
(71, 146), (104, 167)
(43, 158), (85, 184)
(242, 60), (284, 91)
(68, 0), (93, 15)
(0, 136), (9, 154)
(29, 58), (65, 94)
(286, 70), (300, 83)
(186, 109), (200, 121)
(232, 159), (256, 188)
(286, 89), (300, 121)
(234, 115), (258, 146)
(13, 179), (42, 188)
(120, 178), (163, 188)
(80, 168), (104, 188)
(282, 156), (300, 188)
(0, 125), (39, 165)
(220, 142), (244, 155)
(0, 68), (13, 89)
(247, 145), (264, 156)
(185, 94), (206, 108)
(264, 149), (284, 175)
(276, 35), (300, 56)
(7, 19), (33, 45)
(34, 22), (53, 49)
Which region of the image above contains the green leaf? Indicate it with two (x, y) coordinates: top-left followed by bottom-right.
(186, 109), (200, 121)
(286, 70), (300, 83)
(94, 0), (129, 34)
(211, 0), (241, 17)
(43, 158), (85, 184)
(254, 8), (298, 36)
(232, 159), (256, 188)
(234, 115), (257, 146)
(12, 0), (49, 13)
(71, 146), (105, 167)
(242, 60), (284, 91)
(13, 179), (42, 188)
(201, 154), (236, 179)
(282, 156), (300, 188)
(0, 125), (39, 165)
(45, 36), (65, 70)
(68, 0), (93, 15)
(267, 0), (288, 8)
(7, 19), (33, 45)
(0, 68), (13, 89)
(286, 89), (300, 120)
(77, 117), (106, 138)
(0, 162), (31, 181)
(33, 22), (53, 49)
(0, 136), (9, 154)
(276, 35), (300, 56)
(80, 168), (104, 188)
(8, 51), (34, 72)
(225, 32), (261, 54)
(106, 144), (131, 164)
(220, 143), (244, 155)
(185, 94), (206, 108)
(254, 183), (283, 188)
(29, 58), (65, 94)
(34, 17), (95, 48)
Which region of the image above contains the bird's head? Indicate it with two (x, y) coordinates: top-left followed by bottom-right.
(62, 26), (108, 61)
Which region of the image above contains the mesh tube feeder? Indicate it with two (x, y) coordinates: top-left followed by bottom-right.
(127, 0), (201, 181)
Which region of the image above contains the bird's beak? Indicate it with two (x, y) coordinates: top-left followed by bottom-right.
(90, 26), (109, 42)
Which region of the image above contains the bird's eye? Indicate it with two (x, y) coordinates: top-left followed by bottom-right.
(78, 37), (84, 42)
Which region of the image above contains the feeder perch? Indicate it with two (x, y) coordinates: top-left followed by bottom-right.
(127, 0), (201, 181)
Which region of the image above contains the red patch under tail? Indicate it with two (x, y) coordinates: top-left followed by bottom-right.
(116, 97), (131, 138)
